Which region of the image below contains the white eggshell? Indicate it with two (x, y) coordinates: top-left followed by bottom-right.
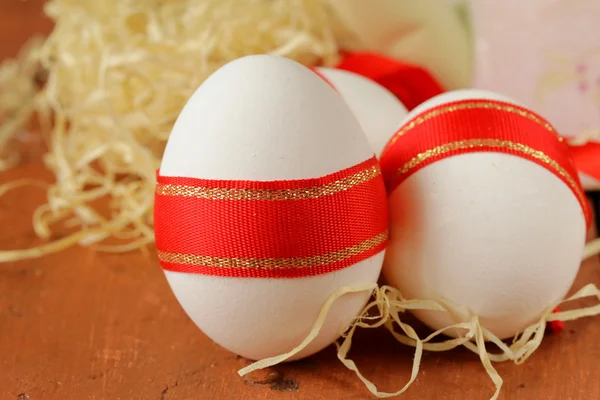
(383, 89), (587, 339)
(159, 55), (383, 360)
(316, 67), (408, 157)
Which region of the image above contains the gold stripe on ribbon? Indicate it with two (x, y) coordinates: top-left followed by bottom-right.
(156, 165), (381, 201)
(385, 101), (562, 151)
(396, 138), (588, 220)
(158, 230), (388, 270)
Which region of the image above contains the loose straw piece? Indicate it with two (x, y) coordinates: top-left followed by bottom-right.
(0, 179), (49, 196)
(237, 282), (378, 376)
(584, 238), (600, 261)
(0, 229), (94, 263)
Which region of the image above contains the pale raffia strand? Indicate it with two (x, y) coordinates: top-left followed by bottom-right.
(0, 0), (355, 261)
(567, 128), (600, 146)
(0, 36), (46, 171)
(239, 240), (600, 400)
(584, 238), (600, 260)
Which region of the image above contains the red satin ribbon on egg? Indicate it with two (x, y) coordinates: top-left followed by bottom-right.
(335, 51), (600, 185)
(379, 99), (592, 229)
(154, 157), (389, 278)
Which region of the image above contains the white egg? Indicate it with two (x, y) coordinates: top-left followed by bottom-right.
(155, 55), (387, 361)
(315, 67), (408, 157)
(381, 89), (587, 339)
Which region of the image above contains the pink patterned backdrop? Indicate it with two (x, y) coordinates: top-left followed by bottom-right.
(472, 0), (600, 138)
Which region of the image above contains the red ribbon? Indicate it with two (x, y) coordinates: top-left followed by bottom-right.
(337, 51), (600, 184)
(379, 99), (591, 229)
(549, 307), (565, 334)
(154, 157), (389, 278)
(334, 52), (445, 111)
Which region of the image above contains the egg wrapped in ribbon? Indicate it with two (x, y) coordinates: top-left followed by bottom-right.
(380, 89), (591, 339)
(154, 55), (389, 360)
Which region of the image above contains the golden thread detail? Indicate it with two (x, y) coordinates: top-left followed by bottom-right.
(396, 139), (588, 219)
(158, 230), (388, 269)
(156, 165), (381, 200)
(385, 101), (561, 151)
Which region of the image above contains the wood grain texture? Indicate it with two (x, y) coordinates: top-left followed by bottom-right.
(1, 2), (600, 400)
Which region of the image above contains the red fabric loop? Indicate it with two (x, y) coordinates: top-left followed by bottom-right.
(380, 99), (591, 229)
(334, 51), (445, 111)
(154, 157), (389, 278)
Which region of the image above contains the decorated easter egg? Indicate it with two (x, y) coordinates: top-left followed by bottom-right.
(314, 67), (408, 157)
(380, 89), (590, 339)
(154, 55), (388, 360)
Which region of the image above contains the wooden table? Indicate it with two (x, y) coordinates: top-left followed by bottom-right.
(1, 2), (600, 399)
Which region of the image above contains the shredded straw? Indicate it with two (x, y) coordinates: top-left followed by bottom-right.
(240, 240), (600, 400)
(1, 1), (600, 399)
(0, 0), (351, 260)
(0, 36), (45, 170)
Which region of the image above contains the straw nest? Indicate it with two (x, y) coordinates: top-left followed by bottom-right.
(0, 0), (354, 260)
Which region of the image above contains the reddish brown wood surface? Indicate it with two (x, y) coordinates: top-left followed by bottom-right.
(1, 2), (600, 399)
